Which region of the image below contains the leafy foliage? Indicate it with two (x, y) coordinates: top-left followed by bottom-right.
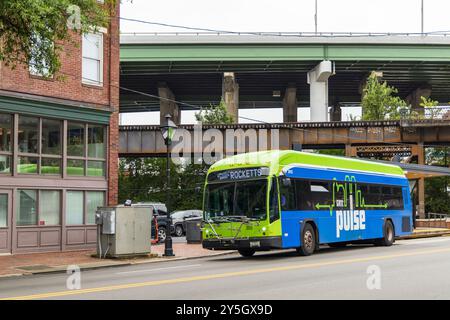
(314, 149), (345, 156)
(118, 158), (206, 211)
(0, 0), (115, 75)
(120, 97), (236, 211)
(425, 147), (450, 214)
(419, 96), (439, 108)
(361, 72), (407, 120)
(195, 100), (234, 124)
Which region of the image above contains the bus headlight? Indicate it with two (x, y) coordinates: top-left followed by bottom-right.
(262, 227), (267, 232)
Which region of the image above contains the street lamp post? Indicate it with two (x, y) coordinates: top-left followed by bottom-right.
(160, 114), (177, 257)
(421, 0), (424, 35)
(314, 0), (318, 35)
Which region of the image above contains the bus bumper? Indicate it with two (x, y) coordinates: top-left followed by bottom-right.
(202, 236), (282, 251)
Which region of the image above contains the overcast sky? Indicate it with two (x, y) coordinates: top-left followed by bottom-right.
(119, 0), (450, 125)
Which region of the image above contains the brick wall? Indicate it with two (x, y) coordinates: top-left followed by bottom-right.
(415, 219), (450, 229)
(107, 4), (120, 206)
(0, 3), (121, 205)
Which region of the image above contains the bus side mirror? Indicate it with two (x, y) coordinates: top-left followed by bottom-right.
(195, 185), (202, 193)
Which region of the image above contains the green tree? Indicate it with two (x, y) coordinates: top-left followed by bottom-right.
(0, 0), (115, 76)
(195, 99), (234, 124)
(425, 147), (450, 214)
(314, 149), (345, 156)
(119, 99), (235, 211)
(118, 158), (177, 205)
(361, 72), (407, 120)
(419, 96), (440, 119)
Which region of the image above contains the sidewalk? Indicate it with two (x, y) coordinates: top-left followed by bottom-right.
(1, 228), (449, 278)
(0, 242), (232, 278)
(398, 227), (450, 239)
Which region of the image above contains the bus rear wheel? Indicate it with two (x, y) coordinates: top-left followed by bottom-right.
(297, 223), (316, 256)
(375, 220), (395, 246)
(238, 249), (256, 257)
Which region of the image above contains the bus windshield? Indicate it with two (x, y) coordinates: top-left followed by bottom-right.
(205, 180), (267, 221)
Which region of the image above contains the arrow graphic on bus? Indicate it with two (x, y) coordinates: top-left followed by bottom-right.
(315, 175), (388, 216)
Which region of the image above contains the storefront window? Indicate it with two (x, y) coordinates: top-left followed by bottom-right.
(4, 114), (106, 177)
(17, 156), (38, 174)
(67, 159), (85, 176)
(42, 119), (61, 155)
(87, 161), (105, 177)
(0, 114), (12, 152)
(88, 125), (105, 159)
(17, 190), (37, 226)
(39, 191), (60, 225)
(66, 191), (84, 225)
(0, 156), (11, 174)
(86, 191), (104, 224)
(18, 116), (39, 154)
(0, 194), (7, 228)
(67, 122), (85, 157)
(41, 158), (61, 175)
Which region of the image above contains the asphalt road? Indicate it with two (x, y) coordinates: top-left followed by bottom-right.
(1, 236), (450, 300)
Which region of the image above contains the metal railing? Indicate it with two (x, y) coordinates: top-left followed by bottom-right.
(400, 106), (450, 121)
(427, 212), (450, 219)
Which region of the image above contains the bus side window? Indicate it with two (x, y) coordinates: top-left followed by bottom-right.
(295, 180), (312, 210)
(309, 181), (333, 210)
(279, 177), (296, 211)
(269, 178), (280, 222)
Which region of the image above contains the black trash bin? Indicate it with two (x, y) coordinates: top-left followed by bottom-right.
(185, 217), (202, 244)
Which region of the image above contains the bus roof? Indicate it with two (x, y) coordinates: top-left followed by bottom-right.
(208, 150), (405, 177)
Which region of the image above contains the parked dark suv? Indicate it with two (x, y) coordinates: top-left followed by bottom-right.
(135, 202), (173, 243)
(171, 210), (203, 237)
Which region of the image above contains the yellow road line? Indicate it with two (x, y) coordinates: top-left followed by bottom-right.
(3, 247), (450, 300)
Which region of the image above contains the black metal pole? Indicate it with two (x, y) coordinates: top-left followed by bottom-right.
(164, 142), (174, 256)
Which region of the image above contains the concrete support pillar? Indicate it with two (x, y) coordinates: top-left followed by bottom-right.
(158, 83), (180, 125)
(283, 84), (298, 123)
(308, 61), (335, 122)
(406, 85), (432, 112)
(417, 143), (426, 218)
(222, 72), (239, 123)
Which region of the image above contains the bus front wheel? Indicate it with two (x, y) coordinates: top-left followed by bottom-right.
(375, 220), (395, 247)
(297, 223), (316, 256)
(238, 249), (256, 257)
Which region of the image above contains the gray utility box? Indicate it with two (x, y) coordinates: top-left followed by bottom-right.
(96, 206), (152, 258)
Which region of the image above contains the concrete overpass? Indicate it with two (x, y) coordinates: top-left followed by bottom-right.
(120, 34), (450, 123)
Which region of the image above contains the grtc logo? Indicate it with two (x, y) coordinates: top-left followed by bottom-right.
(336, 209), (366, 238)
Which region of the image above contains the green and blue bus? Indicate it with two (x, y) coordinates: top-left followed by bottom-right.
(202, 150), (413, 257)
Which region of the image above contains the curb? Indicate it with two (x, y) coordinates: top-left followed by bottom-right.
(398, 231), (450, 240)
(0, 250), (235, 279)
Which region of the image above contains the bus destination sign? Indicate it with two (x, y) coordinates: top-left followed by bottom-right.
(208, 167), (270, 182)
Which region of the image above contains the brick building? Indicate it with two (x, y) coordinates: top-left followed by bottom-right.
(0, 3), (120, 253)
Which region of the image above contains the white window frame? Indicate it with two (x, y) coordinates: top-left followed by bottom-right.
(82, 32), (104, 87)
